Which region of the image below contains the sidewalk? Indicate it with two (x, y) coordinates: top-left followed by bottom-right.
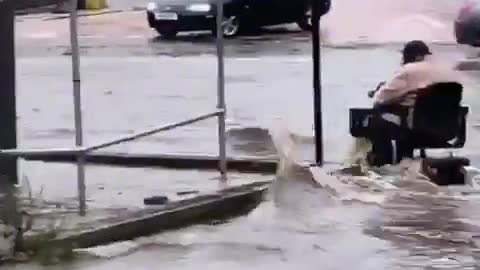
(1, 161), (274, 264)
(16, 10), (151, 49)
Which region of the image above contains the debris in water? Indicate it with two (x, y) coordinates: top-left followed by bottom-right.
(335, 164), (367, 177)
(177, 190), (200, 196)
(144, 196), (169, 205)
(312, 244), (326, 251)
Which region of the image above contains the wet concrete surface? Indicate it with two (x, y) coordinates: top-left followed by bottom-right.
(8, 0), (480, 268)
(13, 0), (464, 57)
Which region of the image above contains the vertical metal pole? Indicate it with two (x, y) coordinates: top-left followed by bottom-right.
(312, 0), (323, 165)
(216, 0), (227, 179)
(0, 0), (18, 185)
(69, 0), (87, 216)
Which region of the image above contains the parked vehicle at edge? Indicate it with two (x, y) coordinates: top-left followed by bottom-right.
(146, 0), (330, 38)
(455, 0), (480, 46)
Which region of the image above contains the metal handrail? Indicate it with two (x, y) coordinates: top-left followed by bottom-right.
(87, 110), (224, 152)
(0, 147), (86, 157)
(2, 109), (226, 215)
(0, 110), (223, 157)
(6, 0), (228, 216)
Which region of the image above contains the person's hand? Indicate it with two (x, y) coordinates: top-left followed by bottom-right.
(368, 81), (386, 98)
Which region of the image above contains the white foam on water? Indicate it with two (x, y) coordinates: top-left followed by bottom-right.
(345, 137), (371, 167)
(429, 257), (463, 269)
(271, 123), (480, 205)
(269, 121), (389, 204)
(76, 240), (140, 258)
(268, 123), (306, 177)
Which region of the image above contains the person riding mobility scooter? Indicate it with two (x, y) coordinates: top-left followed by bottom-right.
(350, 40), (470, 186)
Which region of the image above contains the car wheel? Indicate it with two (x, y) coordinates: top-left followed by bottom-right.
(297, 8), (312, 31)
(155, 28), (178, 39)
(474, 31), (480, 47)
(212, 16), (241, 38)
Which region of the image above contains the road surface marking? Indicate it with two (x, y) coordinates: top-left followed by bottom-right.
(23, 32), (58, 39)
(126, 35), (143, 39)
(81, 35), (107, 39)
(234, 57), (261, 61)
(392, 14), (446, 29)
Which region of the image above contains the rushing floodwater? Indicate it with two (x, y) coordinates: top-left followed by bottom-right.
(7, 0), (480, 268)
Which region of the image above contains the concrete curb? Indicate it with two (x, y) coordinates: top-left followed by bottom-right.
(24, 153), (279, 173)
(15, 0), (60, 11)
(42, 9), (123, 20)
(25, 181), (272, 251)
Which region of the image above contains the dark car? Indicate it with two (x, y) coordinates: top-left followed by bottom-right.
(146, 0), (330, 38)
(455, 0), (480, 46)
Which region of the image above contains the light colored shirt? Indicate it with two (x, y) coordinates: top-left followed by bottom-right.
(374, 57), (459, 106)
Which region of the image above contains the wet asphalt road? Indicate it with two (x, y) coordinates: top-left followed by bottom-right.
(8, 0), (480, 269)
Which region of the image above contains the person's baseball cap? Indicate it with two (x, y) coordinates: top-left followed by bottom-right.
(402, 40), (432, 58)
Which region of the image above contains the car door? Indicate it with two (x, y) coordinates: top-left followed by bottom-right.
(243, 0), (279, 26)
(269, 0), (307, 25)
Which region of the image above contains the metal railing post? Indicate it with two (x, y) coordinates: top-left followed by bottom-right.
(0, 0), (19, 185)
(69, 0), (86, 216)
(312, 0), (323, 166)
(76, 155), (86, 216)
(216, 0), (227, 179)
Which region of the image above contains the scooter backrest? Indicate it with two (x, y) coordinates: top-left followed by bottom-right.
(412, 82), (463, 141)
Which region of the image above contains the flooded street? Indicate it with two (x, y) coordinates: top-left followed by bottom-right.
(8, 0), (480, 268)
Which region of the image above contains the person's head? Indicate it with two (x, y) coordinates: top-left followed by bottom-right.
(402, 40), (432, 65)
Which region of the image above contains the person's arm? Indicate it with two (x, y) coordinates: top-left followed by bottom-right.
(373, 68), (410, 106)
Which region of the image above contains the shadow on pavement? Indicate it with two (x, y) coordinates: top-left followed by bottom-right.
(148, 26), (307, 45)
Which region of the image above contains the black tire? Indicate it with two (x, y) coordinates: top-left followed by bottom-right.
(473, 31), (480, 47)
(211, 16), (241, 38)
(156, 28), (178, 39)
